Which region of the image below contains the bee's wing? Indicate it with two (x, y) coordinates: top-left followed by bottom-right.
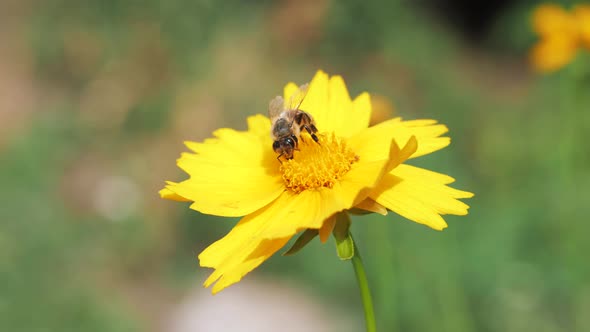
(288, 83), (309, 110)
(268, 96), (284, 120)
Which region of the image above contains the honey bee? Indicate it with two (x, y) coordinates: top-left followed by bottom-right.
(268, 84), (319, 161)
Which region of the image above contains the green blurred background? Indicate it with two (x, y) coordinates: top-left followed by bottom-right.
(2, 0), (590, 331)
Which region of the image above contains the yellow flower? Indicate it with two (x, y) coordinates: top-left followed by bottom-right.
(160, 70), (473, 294)
(530, 3), (590, 72)
(530, 37), (579, 72)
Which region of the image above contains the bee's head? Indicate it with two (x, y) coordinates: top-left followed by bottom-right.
(273, 136), (297, 159)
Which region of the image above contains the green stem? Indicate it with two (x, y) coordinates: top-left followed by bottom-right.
(351, 235), (377, 332)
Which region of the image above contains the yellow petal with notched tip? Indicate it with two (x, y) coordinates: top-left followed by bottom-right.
(370, 164), (474, 230)
(159, 187), (190, 202)
(160, 115), (285, 217)
(349, 92), (372, 136)
(348, 117), (449, 162)
(204, 236), (291, 294)
(325, 75), (352, 135)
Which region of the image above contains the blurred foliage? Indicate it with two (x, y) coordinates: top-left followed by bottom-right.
(2, 0), (590, 331)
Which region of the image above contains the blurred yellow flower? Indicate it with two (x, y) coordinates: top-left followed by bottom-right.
(530, 3), (590, 72)
(160, 70), (473, 294)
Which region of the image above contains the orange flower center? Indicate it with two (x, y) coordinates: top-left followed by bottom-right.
(280, 133), (359, 193)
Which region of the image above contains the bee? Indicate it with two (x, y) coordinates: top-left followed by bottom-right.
(268, 84), (319, 161)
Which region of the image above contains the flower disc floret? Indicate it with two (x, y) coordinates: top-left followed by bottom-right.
(281, 133), (359, 193)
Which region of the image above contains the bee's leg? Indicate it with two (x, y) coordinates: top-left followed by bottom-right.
(294, 112), (304, 125)
(276, 153), (284, 164)
(294, 113), (319, 143)
(310, 132), (319, 143)
(302, 125), (320, 144)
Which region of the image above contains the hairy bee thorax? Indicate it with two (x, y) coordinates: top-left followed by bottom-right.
(280, 133), (359, 193)
(272, 118), (299, 138)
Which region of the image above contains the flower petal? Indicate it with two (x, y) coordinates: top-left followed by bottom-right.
(158, 187), (190, 202)
(283, 72), (329, 116)
(245, 113), (274, 139)
(161, 115), (285, 217)
(239, 189), (343, 240)
(327, 76), (372, 138)
(299, 70), (331, 130)
(283, 82), (301, 105)
(349, 92), (372, 135)
(353, 198), (388, 216)
(202, 234), (291, 294)
(209, 238), (290, 294)
(325, 75), (352, 136)
(283, 71), (371, 137)
(348, 117), (449, 163)
(369, 164), (474, 230)
(183, 114), (272, 163)
(318, 214), (336, 243)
